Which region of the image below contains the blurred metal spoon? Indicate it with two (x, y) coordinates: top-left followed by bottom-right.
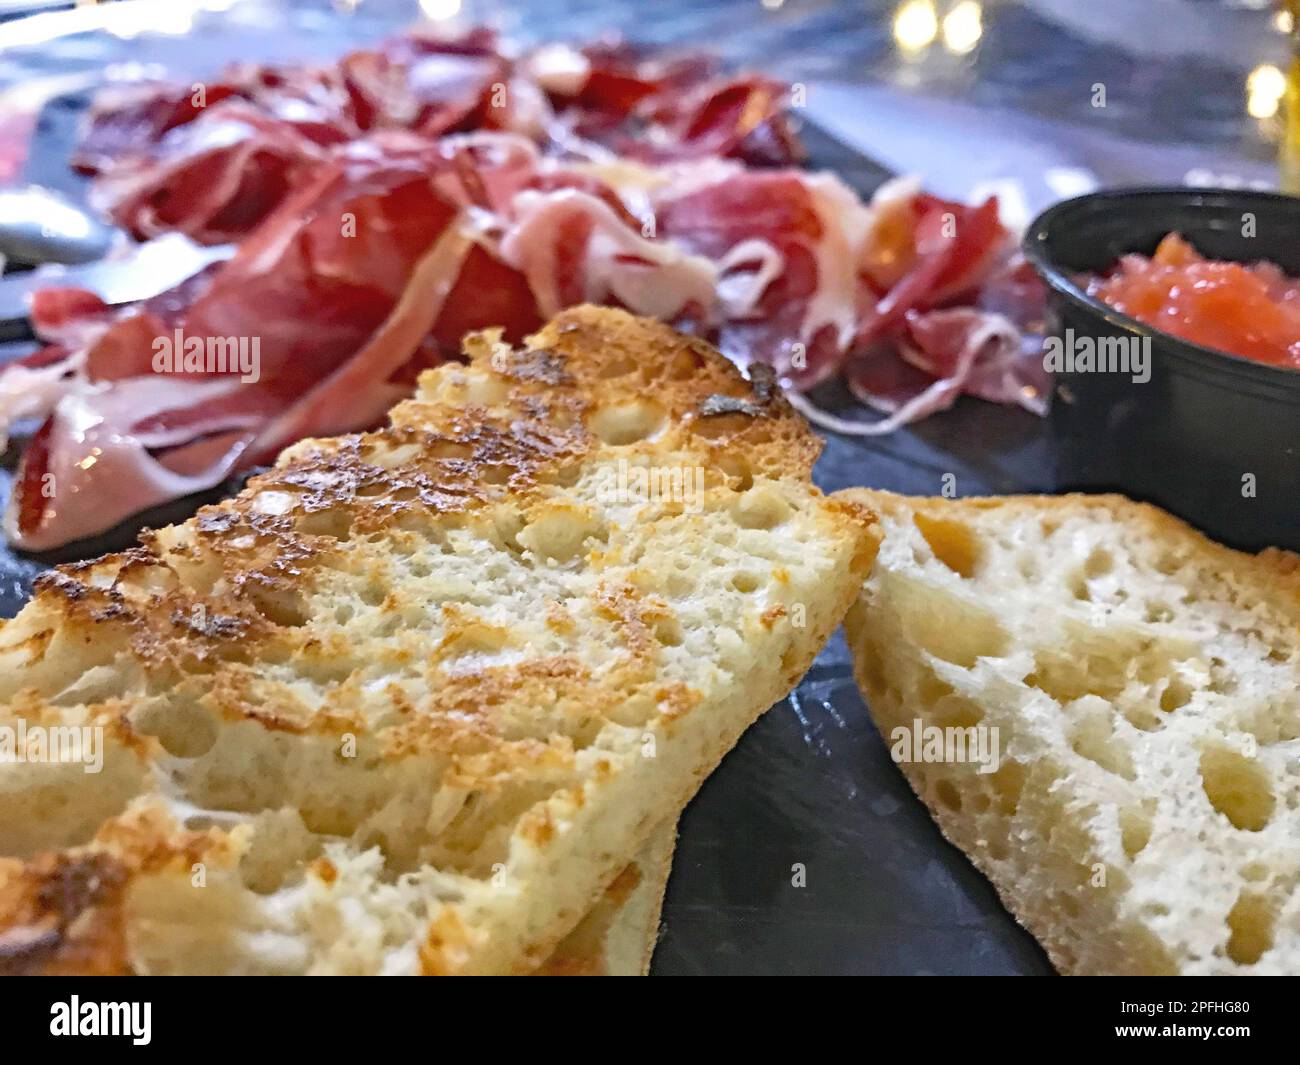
(0, 185), (116, 267)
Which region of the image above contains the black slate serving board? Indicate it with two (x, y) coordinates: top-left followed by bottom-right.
(0, 100), (1056, 975)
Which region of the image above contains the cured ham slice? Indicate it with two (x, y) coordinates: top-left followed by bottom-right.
(613, 75), (804, 166)
(654, 164), (871, 388)
(7, 376), (254, 551)
(79, 31), (805, 245)
(73, 81), (239, 175)
(499, 187), (717, 323)
(832, 309), (1040, 437)
(90, 103), (334, 244)
(72, 63), (347, 176)
(7, 30), (1049, 550)
(855, 186), (1010, 344)
(4, 136), (543, 550)
(793, 181), (1048, 436)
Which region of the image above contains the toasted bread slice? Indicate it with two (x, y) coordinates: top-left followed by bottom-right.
(0, 306), (876, 975)
(840, 490), (1300, 975)
(539, 819), (675, 976)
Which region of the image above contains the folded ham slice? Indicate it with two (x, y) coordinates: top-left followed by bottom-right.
(655, 164), (871, 389)
(5, 135), (541, 550)
(79, 29), (806, 246)
(4, 33), (1047, 550)
(800, 181), (1049, 435)
(90, 103), (335, 245)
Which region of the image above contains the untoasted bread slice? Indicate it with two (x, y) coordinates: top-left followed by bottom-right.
(539, 819), (675, 976)
(840, 490), (1300, 975)
(0, 306), (876, 975)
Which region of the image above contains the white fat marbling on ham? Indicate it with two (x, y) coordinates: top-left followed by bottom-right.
(0, 354), (84, 452)
(798, 171), (875, 354)
(521, 43), (592, 97)
(3, 377), (250, 551)
(4, 30), (1050, 549)
(715, 238), (784, 317)
(499, 187), (718, 322)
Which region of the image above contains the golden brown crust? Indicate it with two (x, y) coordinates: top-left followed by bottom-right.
(0, 853), (128, 976)
(0, 306), (873, 975)
(534, 864), (644, 976)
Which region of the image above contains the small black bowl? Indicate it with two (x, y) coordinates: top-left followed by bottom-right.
(1024, 187), (1300, 552)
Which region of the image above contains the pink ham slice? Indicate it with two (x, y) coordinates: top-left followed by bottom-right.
(796, 190), (1048, 436)
(91, 103), (336, 245)
(79, 31), (805, 246)
(5, 30), (1052, 549)
(6, 158), (1048, 546)
(3, 136), (543, 550)
(654, 164), (870, 389)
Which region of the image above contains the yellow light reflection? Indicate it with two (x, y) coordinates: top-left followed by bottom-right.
(1247, 63), (1286, 119)
(894, 0), (938, 56)
(942, 1), (982, 55)
(1274, 9), (1294, 35)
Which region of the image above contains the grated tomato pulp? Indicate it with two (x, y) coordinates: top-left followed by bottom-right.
(1086, 233), (1300, 370)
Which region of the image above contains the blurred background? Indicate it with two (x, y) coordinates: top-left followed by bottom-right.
(0, 0), (1296, 212)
